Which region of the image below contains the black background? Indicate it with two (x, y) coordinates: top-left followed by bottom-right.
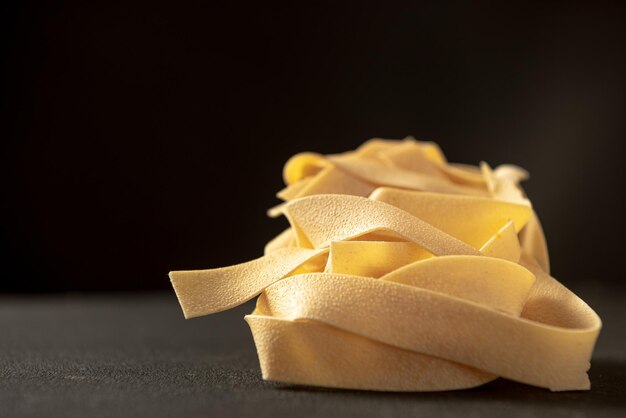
(2, 1), (625, 292)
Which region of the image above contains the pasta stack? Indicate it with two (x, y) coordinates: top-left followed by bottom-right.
(170, 137), (601, 391)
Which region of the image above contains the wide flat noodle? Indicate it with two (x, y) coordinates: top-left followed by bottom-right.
(282, 194), (482, 256)
(329, 156), (490, 197)
(292, 166), (376, 199)
(283, 152), (327, 185)
(375, 141), (449, 179)
(276, 177), (312, 201)
(481, 161), (531, 205)
(326, 241), (432, 278)
(370, 187), (532, 248)
(170, 247), (326, 318)
(441, 163), (487, 186)
(382, 255), (535, 315)
(249, 264), (599, 391)
(245, 315), (496, 391)
(354, 137), (413, 159)
(170, 137), (601, 392)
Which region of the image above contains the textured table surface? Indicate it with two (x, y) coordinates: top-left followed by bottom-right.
(1, 287), (625, 418)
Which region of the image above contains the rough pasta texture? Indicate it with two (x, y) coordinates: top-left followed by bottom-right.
(170, 137), (602, 392)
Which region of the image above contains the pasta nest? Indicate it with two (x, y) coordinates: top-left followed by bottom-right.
(170, 138), (601, 391)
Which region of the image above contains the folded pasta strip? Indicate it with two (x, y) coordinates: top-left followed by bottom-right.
(169, 138), (601, 391)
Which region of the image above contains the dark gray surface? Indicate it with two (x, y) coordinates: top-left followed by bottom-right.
(1, 287), (624, 418)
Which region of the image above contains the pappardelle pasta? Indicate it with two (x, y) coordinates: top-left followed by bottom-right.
(170, 137), (601, 391)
